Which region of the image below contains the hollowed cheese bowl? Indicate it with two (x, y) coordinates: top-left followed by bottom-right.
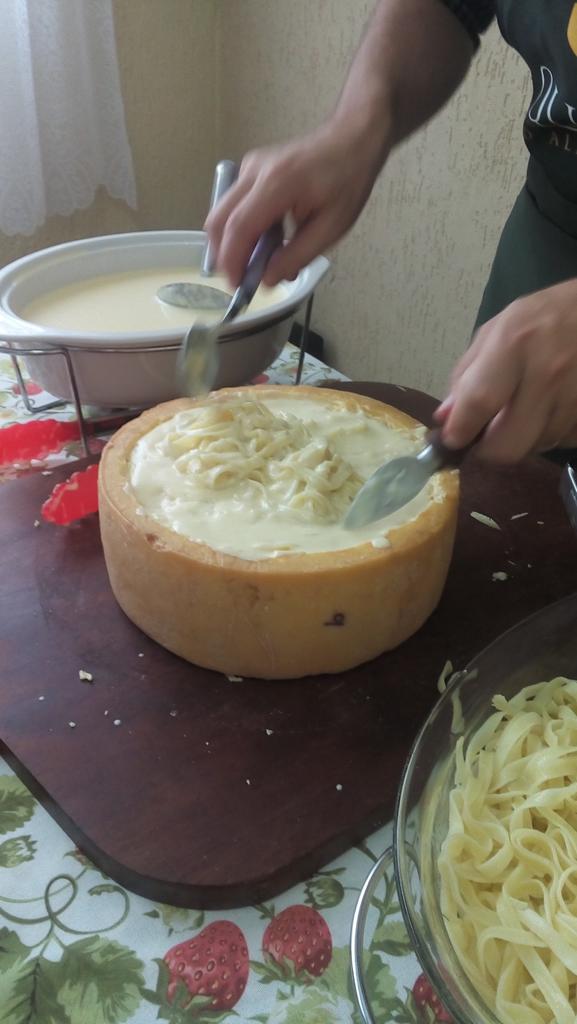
(98, 386), (459, 679)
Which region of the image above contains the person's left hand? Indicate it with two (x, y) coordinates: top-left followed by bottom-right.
(435, 279), (577, 462)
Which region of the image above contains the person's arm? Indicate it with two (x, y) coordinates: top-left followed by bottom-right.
(206, 0), (477, 287)
(335, 0), (478, 150)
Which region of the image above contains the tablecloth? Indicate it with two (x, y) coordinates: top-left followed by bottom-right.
(0, 345), (435, 1024)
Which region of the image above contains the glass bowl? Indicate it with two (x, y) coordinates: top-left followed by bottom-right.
(351, 589), (577, 1024)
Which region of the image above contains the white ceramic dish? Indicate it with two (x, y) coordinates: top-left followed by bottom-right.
(0, 231), (329, 408)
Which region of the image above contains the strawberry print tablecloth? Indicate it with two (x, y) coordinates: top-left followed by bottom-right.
(0, 346), (437, 1024)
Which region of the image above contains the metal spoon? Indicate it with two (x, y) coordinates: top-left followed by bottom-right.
(344, 428), (479, 529)
(157, 159), (238, 311)
(177, 222), (284, 396)
(157, 281), (229, 311)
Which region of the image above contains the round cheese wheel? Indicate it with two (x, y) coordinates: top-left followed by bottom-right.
(99, 386), (459, 679)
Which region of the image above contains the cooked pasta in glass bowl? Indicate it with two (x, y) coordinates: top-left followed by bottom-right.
(351, 591), (577, 1024)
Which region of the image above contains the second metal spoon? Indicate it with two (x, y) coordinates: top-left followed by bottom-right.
(177, 222), (284, 396)
(157, 159), (238, 312)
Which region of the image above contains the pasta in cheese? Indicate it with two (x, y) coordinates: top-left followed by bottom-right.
(438, 676), (577, 1024)
(163, 400), (361, 522)
(128, 391), (442, 559)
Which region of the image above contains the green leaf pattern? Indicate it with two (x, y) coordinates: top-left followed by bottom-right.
(0, 778), (36, 835)
(372, 920), (415, 958)
(149, 903), (205, 936)
(304, 873), (345, 910)
(0, 930), (144, 1024)
(267, 988), (353, 1024)
(49, 938), (145, 1024)
(0, 836), (36, 868)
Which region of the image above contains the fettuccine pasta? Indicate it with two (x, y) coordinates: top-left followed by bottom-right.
(162, 399), (361, 523)
(439, 677), (577, 1024)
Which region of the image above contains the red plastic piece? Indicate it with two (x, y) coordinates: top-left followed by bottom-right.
(0, 419), (80, 466)
(41, 463), (99, 525)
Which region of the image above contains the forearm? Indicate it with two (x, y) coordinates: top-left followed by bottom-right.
(330, 0), (475, 162)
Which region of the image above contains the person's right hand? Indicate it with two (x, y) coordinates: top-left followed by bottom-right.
(204, 119), (387, 288)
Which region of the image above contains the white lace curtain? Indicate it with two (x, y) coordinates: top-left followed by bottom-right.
(0, 0), (137, 237)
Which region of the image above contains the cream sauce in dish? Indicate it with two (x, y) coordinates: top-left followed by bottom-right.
(22, 268), (287, 333)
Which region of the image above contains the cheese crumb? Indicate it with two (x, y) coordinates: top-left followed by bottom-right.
(537, 520), (544, 526)
(33, 520), (40, 528)
(113, 719), (122, 726)
(492, 571), (509, 582)
(265, 729), (274, 736)
(471, 511), (500, 530)
(246, 778), (251, 786)
(78, 670), (93, 682)
(169, 709), (178, 718)
(336, 783), (343, 791)
(227, 674), (243, 682)
(38, 696), (45, 702)
(138, 652), (144, 658)
(371, 535), (391, 550)
(104, 710), (109, 716)
(68, 721), (76, 729)
(511, 512), (528, 520)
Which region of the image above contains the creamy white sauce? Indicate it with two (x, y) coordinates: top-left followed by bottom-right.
(129, 395), (444, 559)
(21, 268), (287, 333)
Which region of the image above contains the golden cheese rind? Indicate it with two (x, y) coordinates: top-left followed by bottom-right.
(99, 386), (459, 679)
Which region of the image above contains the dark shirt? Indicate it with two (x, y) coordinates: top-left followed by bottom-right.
(441, 1), (577, 206)
(440, 0), (495, 41)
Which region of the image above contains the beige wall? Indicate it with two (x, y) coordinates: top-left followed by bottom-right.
(1, 0), (531, 398)
(219, 2), (531, 396)
(0, 0), (219, 266)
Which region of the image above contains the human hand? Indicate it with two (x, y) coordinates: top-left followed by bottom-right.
(436, 279), (577, 462)
(204, 119), (387, 288)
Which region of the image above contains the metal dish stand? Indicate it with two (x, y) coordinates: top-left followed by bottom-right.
(0, 295), (314, 461)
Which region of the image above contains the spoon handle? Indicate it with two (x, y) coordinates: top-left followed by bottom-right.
(201, 160), (239, 276)
(233, 222), (285, 310)
(426, 426), (484, 468)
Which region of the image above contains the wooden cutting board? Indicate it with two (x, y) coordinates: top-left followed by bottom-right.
(1, 382), (576, 909)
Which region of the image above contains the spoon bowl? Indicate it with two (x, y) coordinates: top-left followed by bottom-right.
(157, 282), (230, 311)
